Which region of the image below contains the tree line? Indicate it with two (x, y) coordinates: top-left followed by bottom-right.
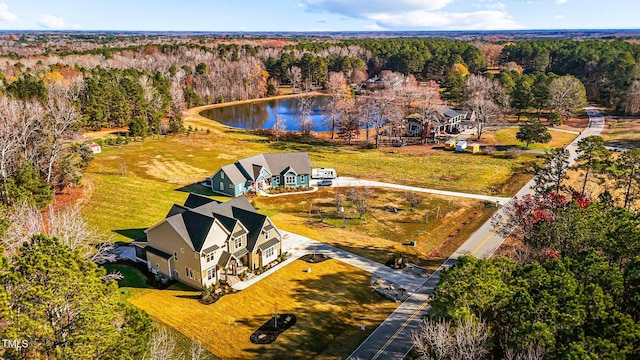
(412, 140), (640, 359)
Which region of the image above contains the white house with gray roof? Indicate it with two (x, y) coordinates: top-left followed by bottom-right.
(207, 152), (311, 197)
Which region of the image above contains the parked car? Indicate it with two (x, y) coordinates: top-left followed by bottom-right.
(317, 179), (333, 187)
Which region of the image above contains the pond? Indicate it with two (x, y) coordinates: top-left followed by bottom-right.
(200, 96), (332, 132)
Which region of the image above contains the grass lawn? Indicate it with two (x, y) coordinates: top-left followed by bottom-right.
(254, 188), (495, 270)
(601, 117), (640, 149)
(82, 120), (532, 243)
(480, 127), (578, 151)
(128, 259), (399, 360)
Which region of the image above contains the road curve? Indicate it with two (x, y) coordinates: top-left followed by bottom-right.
(347, 107), (605, 360)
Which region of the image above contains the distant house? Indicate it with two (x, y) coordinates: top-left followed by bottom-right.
(89, 143), (101, 154)
(132, 193), (283, 289)
(406, 106), (474, 138)
(208, 152), (311, 197)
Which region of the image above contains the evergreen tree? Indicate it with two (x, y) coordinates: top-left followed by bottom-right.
(0, 235), (152, 359)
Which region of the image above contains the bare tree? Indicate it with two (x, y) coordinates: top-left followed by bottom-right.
(548, 75), (588, 120)
(412, 317), (491, 360)
(625, 80), (640, 115)
(463, 74), (510, 140)
(43, 95), (80, 184)
(324, 71), (349, 139)
(345, 187), (374, 218)
(3, 202), (117, 266)
(272, 114), (286, 141)
(286, 66), (302, 93)
(147, 327), (177, 360)
(404, 192), (424, 211)
(296, 94), (315, 137)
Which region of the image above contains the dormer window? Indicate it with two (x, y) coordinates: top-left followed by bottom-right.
(234, 237), (242, 249)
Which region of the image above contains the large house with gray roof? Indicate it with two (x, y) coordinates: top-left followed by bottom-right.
(406, 106), (475, 138)
(132, 193), (282, 289)
(207, 152), (311, 197)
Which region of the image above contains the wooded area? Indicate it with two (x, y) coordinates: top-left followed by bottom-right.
(0, 33), (639, 359)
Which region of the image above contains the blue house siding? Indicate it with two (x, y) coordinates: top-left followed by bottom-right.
(210, 170), (237, 197)
(297, 174), (309, 187)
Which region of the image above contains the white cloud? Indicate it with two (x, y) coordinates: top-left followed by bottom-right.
(37, 14), (79, 29)
(302, 0), (521, 30)
(556, 0), (568, 3)
(318, 17), (327, 23)
(0, 4), (18, 23)
(554, 14), (565, 19)
(370, 10), (521, 30)
(303, 0), (457, 17)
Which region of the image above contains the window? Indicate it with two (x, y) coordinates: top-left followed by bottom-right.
(263, 229), (270, 239)
(219, 181), (224, 190)
(207, 268), (215, 280)
(173, 252), (178, 261)
(234, 237), (242, 249)
(299, 175), (306, 183)
(264, 246), (275, 259)
(185, 267), (194, 279)
(285, 175), (295, 184)
(221, 172), (224, 179)
(180, 248), (184, 253)
(206, 251), (215, 263)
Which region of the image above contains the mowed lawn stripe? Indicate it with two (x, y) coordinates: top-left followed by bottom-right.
(128, 259), (399, 360)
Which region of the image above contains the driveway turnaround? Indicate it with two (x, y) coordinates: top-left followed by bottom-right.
(232, 231), (426, 292)
(347, 107), (605, 360)
(332, 177), (511, 204)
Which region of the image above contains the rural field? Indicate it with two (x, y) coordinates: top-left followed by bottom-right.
(77, 103), (576, 359)
(479, 126), (578, 151)
(127, 259), (398, 360)
(253, 188), (495, 269)
(601, 117), (640, 149)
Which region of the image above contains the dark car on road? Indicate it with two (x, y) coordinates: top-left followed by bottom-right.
(317, 179), (333, 187)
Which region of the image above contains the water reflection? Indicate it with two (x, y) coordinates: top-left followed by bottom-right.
(201, 96), (331, 131)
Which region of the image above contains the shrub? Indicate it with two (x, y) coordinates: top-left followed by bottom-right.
(506, 147), (523, 159)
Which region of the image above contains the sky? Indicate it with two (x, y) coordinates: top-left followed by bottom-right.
(0, 0), (637, 32)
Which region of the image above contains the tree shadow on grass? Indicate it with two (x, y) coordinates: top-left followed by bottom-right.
(240, 268), (391, 359)
(175, 182), (217, 197)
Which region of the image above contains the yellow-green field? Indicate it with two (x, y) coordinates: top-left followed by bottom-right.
(601, 117), (640, 149)
(253, 188), (495, 269)
(480, 127), (578, 151)
(82, 122), (533, 243)
(128, 259), (398, 360)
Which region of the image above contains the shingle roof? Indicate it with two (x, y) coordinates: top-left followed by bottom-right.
(166, 204), (188, 218)
(202, 244), (219, 255)
(231, 207), (267, 252)
(228, 152), (310, 182)
(258, 237), (280, 251)
(182, 211), (216, 252)
(234, 248), (249, 258)
(220, 163), (249, 185)
(183, 193), (219, 209)
(262, 152), (311, 177)
(218, 251), (232, 267)
(438, 106), (463, 119)
(146, 246), (172, 260)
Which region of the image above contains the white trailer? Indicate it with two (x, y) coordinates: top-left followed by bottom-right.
(312, 168), (338, 179)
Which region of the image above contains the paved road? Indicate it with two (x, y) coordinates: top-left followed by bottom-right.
(347, 107), (605, 360)
(332, 177), (511, 204)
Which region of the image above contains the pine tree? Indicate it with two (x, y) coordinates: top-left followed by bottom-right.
(0, 235), (152, 359)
